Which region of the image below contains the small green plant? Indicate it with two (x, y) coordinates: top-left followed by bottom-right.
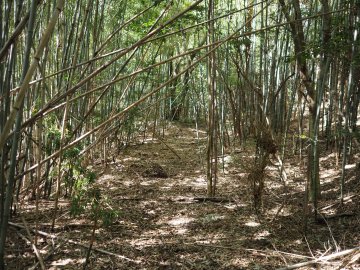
(70, 169), (119, 226)
(69, 168), (119, 270)
(45, 126), (61, 155)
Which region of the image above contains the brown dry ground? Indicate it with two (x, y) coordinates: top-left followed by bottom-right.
(5, 123), (360, 269)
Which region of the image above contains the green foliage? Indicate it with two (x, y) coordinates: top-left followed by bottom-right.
(62, 146), (89, 196)
(306, 39), (322, 58)
(181, 13), (201, 22)
(70, 168), (119, 226)
(63, 147), (81, 159)
(142, 19), (157, 28)
(283, 54), (296, 64)
(229, 37), (252, 51)
(63, 142), (117, 226)
(190, 5), (206, 13)
(45, 126), (61, 155)
(153, 0), (164, 6)
(123, 107), (142, 134)
(200, 214), (223, 224)
(333, 128), (360, 140)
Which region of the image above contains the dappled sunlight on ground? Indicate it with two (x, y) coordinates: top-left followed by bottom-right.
(245, 220), (261, 227)
(7, 123), (360, 269)
(167, 216), (195, 226)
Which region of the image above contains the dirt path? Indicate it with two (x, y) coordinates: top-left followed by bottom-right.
(7, 123), (360, 269)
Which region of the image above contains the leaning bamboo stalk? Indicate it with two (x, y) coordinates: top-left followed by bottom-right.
(0, 0), (65, 152)
(68, 4), (171, 146)
(79, 89), (178, 158)
(15, 1), (344, 180)
(28, 10), (301, 121)
(22, 0), (204, 128)
(276, 246), (360, 270)
(20, 216), (46, 270)
(52, 0), (93, 231)
(6, 7), (349, 103)
(16, 0), (267, 180)
(0, 0), (42, 62)
(44, 41), (224, 113)
(23, 10), (282, 127)
(0, 1), (64, 268)
(17, 27), (238, 179)
(8, 222), (140, 264)
(99, 6), (154, 55)
(6, 1), (263, 94)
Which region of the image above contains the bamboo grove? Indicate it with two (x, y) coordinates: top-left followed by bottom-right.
(0, 0), (359, 268)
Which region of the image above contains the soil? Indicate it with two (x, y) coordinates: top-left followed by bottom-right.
(5, 123), (360, 269)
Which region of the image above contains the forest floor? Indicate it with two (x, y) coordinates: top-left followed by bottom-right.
(6, 122), (360, 269)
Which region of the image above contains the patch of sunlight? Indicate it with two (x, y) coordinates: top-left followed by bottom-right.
(192, 177), (207, 186)
(245, 220), (261, 227)
(143, 138), (158, 143)
(99, 174), (113, 181)
(159, 261), (182, 268)
(343, 195), (354, 203)
(277, 207), (291, 217)
(121, 157), (140, 162)
(168, 216), (195, 226)
(229, 258), (249, 268)
(176, 135), (196, 140)
(322, 178), (335, 185)
(219, 156), (232, 166)
(182, 177), (193, 184)
(254, 230), (270, 239)
(321, 169), (338, 178)
(140, 181), (153, 186)
(190, 128), (207, 134)
(175, 228), (188, 235)
(293, 239), (302, 245)
(345, 164), (356, 169)
(147, 209), (156, 215)
(162, 181), (177, 188)
(130, 238), (161, 248)
(123, 180), (134, 186)
(51, 258), (85, 266)
(269, 182), (283, 189)
(182, 176), (207, 187)
(140, 200), (157, 208)
(142, 229), (171, 238)
(320, 153), (336, 162)
(224, 204), (240, 210)
(240, 155), (256, 158)
(195, 234), (225, 243)
(200, 214), (224, 223)
(324, 209), (337, 215)
(5, 255), (16, 259)
(268, 205), (282, 215)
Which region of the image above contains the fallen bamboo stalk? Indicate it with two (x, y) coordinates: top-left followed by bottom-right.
(276, 246), (360, 270)
(9, 222), (141, 264)
(193, 197), (235, 203)
(28, 241), (65, 270)
(153, 134), (181, 159)
(20, 217), (46, 270)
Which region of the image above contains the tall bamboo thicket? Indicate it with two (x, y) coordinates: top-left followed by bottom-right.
(0, 0), (359, 267)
